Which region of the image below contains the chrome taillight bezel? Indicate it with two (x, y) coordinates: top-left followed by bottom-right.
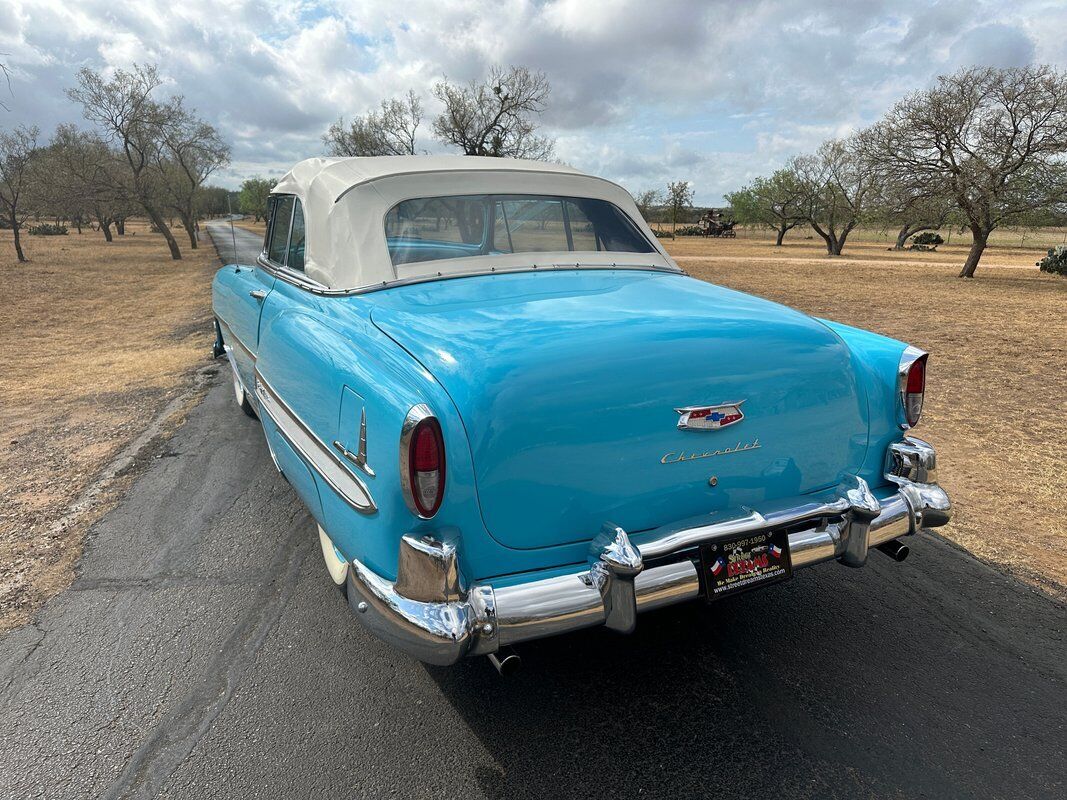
(399, 404), (446, 518)
(897, 346), (928, 430)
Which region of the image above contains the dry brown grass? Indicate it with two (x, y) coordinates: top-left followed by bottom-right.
(665, 231), (1066, 597)
(0, 222), (218, 631)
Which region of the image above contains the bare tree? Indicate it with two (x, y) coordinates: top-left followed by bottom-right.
(665, 180), (694, 235)
(634, 188), (662, 222)
(0, 57), (11, 112)
(45, 124), (130, 241)
(432, 65), (554, 160)
(726, 168), (806, 246)
(324, 91), (422, 156)
(157, 104), (230, 248)
(0, 125), (40, 262)
(794, 137), (877, 256)
(866, 65), (1067, 277)
(67, 64), (184, 260)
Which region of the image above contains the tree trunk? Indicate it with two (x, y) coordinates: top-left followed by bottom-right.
(10, 210), (27, 262)
(179, 212), (198, 249)
(99, 217), (113, 242)
(116, 218), (125, 236)
(143, 203), (182, 260)
(775, 226), (787, 246)
(958, 227), (989, 278)
(894, 225), (912, 251)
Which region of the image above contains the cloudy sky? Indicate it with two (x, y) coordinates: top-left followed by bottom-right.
(2, 0), (1065, 203)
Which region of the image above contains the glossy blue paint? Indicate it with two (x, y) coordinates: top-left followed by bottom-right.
(212, 264), (274, 390)
(213, 265), (915, 585)
(370, 271), (869, 551)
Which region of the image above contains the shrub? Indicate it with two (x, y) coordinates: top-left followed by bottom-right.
(653, 229), (675, 239)
(1037, 246), (1067, 276)
(675, 225), (705, 236)
(28, 223), (68, 236)
(909, 231), (944, 250)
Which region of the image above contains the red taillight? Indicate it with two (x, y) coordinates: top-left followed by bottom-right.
(904, 355), (927, 427)
(407, 418), (445, 517)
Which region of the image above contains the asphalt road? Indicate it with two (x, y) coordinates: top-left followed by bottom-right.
(0, 223), (1063, 799)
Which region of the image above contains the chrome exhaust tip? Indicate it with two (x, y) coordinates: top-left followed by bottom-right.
(487, 647), (522, 676)
(876, 539), (910, 562)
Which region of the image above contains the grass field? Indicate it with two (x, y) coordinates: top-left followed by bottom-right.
(0, 222), (1062, 633)
(0, 224), (218, 632)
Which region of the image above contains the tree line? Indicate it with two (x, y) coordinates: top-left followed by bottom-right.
(0, 64), (230, 262)
(720, 65), (1067, 277)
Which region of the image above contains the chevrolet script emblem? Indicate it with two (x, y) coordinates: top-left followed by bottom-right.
(675, 401), (746, 431)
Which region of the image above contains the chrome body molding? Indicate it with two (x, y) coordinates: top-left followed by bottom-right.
(398, 404), (435, 519)
(344, 436), (951, 665)
(216, 317), (255, 364)
(257, 253), (684, 298)
(254, 371), (377, 514)
(333, 408), (375, 477)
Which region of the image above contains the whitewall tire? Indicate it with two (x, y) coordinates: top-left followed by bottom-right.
(227, 355), (257, 418)
(318, 525), (350, 597)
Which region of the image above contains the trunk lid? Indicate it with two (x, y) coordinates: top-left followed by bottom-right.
(371, 271), (868, 550)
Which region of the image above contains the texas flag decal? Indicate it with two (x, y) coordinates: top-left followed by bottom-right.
(710, 557), (726, 576)
(769, 544), (783, 559)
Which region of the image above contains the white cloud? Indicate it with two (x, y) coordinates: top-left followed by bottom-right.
(0, 0), (1064, 201)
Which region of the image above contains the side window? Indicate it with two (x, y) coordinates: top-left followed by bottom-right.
(267, 195), (295, 265)
(287, 200), (305, 271)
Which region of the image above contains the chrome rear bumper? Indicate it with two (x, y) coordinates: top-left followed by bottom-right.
(346, 437), (951, 665)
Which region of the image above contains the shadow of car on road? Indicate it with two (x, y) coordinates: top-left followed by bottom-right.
(421, 540), (1063, 800)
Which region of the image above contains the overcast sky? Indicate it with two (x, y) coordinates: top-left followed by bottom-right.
(2, 0), (1065, 203)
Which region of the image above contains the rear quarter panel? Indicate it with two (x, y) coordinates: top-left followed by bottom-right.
(817, 319), (908, 485)
(255, 282), (589, 583)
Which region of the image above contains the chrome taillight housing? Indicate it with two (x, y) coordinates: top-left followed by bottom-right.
(400, 405), (446, 518)
(898, 347), (928, 429)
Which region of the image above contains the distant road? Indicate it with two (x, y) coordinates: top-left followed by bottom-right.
(208, 219), (262, 265)
(0, 225), (1062, 799)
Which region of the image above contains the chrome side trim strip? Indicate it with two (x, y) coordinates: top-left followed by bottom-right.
(216, 318), (255, 363)
(254, 371), (377, 514)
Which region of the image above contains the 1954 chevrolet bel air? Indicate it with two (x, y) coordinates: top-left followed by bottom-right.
(212, 156), (951, 670)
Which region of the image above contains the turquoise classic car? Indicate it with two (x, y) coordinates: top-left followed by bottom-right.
(212, 156), (951, 671)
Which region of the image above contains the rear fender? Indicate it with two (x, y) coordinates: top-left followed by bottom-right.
(818, 319), (909, 484)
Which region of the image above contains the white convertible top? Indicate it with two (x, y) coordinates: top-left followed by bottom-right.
(268, 156), (679, 290)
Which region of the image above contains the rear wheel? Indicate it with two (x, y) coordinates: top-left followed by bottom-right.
(227, 354), (257, 418)
(318, 525), (349, 598)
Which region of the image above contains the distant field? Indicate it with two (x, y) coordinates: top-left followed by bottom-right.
(0, 224), (218, 631)
(656, 222), (1067, 251)
(664, 233), (1066, 596)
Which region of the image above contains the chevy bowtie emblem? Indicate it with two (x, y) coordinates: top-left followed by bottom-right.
(675, 401), (746, 431)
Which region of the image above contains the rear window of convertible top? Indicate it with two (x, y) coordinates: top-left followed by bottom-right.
(384, 194), (655, 267)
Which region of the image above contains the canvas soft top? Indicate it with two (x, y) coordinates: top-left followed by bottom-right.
(268, 155), (679, 290)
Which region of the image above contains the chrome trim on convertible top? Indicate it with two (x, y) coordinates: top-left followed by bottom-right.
(257, 253), (685, 297)
(254, 371), (377, 514)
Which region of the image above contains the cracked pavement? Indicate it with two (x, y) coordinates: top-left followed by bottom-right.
(0, 224), (1063, 799)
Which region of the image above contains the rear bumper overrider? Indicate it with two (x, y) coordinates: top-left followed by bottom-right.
(346, 436), (951, 665)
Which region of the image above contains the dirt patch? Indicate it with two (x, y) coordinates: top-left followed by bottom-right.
(0, 223), (220, 632)
(664, 232), (1066, 598)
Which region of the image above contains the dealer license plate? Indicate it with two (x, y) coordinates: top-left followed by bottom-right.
(700, 528), (792, 601)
